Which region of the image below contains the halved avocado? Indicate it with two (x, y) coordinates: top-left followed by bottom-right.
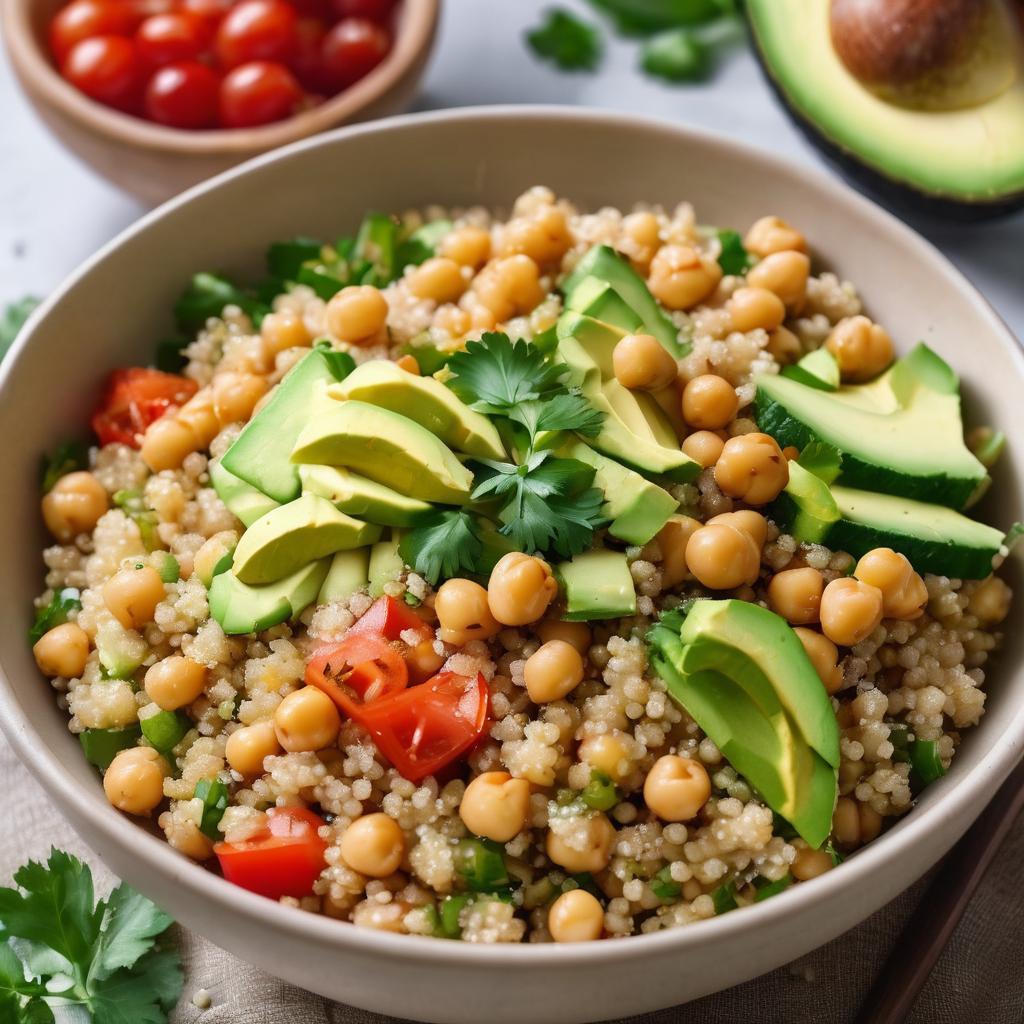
(746, 0), (1024, 217)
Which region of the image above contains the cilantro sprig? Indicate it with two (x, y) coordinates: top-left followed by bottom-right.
(0, 849), (182, 1023)
(399, 511), (484, 584)
(525, 8), (603, 71)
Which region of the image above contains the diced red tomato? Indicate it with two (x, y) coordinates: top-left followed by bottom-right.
(214, 807), (328, 899)
(135, 11), (211, 68)
(306, 633), (408, 705)
(145, 60), (221, 128)
(219, 60), (303, 127)
(346, 595), (432, 644)
(91, 367), (198, 447)
(62, 35), (144, 111)
(320, 16), (389, 90)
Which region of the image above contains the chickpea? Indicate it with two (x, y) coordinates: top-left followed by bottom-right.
(819, 577), (884, 647)
(612, 333), (678, 392)
(524, 640), (584, 703)
(578, 731), (632, 783)
(103, 564), (165, 630)
(176, 390), (220, 448)
(144, 656), (207, 711)
(487, 552), (558, 626)
(225, 720), (281, 776)
(706, 510), (768, 549)
(545, 813), (616, 873)
(825, 316), (894, 382)
(193, 530), (238, 588)
(767, 325), (802, 363)
(745, 250), (810, 309)
(768, 567), (824, 625)
(794, 627), (843, 694)
(440, 225), (491, 268)
(326, 285), (389, 344)
(854, 548), (927, 620)
(548, 889), (604, 943)
(167, 820), (214, 861)
(680, 432), (723, 471)
(681, 375), (738, 430)
(435, 578), (501, 645)
(33, 622), (90, 678)
(260, 309), (310, 357)
(103, 747), (167, 816)
(832, 797), (860, 847)
(537, 619), (591, 654)
(407, 257), (467, 304)
(273, 686), (341, 752)
(340, 813), (405, 877)
(434, 305), (472, 337)
(621, 210), (661, 266)
(500, 207), (571, 266)
(42, 472), (109, 542)
(656, 514), (702, 588)
(726, 287), (786, 333)
(141, 416), (202, 472)
(744, 215), (807, 258)
(459, 771), (532, 842)
(394, 354), (420, 374)
(859, 803), (883, 843)
(469, 304), (498, 331)
(643, 755), (711, 822)
(685, 524), (761, 590)
(211, 372), (268, 425)
(791, 845), (834, 881)
(714, 432), (789, 505)
(648, 245), (723, 311)
(968, 574), (1012, 626)
(474, 255), (544, 320)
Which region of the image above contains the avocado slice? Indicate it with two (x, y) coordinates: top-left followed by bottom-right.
(557, 313), (699, 483)
(328, 360), (506, 460)
(221, 348), (356, 504)
(774, 462), (1005, 579)
(210, 460), (280, 527)
(209, 558), (330, 635)
(232, 494), (381, 585)
(780, 348), (839, 392)
(299, 464), (433, 528)
(562, 245), (688, 357)
(557, 549), (637, 620)
(369, 534), (406, 597)
(559, 439), (678, 545)
(756, 343), (988, 509)
(317, 548), (371, 605)
(292, 401), (474, 506)
(565, 276), (644, 334)
(746, 0), (1024, 216)
(648, 600), (839, 847)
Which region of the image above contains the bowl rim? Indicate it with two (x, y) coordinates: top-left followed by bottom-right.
(3, 104), (1023, 968)
(0, 0), (439, 155)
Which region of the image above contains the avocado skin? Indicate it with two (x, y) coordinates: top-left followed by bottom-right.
(743, 3), (1024, 221)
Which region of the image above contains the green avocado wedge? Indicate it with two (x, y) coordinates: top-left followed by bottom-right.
(209, 558), (330, 635)
(299, 464), (433, 528)
(318, 548), (371, 605)
(648, 600), (839, 848)
(210, 460), (279, 527)
(756, 343), (988, 509)
(557, 549), (637, 620)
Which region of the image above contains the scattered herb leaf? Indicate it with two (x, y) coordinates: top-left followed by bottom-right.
(28, 587), (82, 647)
(0, 295), (40, 361)
(400, 510), (485, 584)
(641, 27), (711, 81)
(173, 272), (269, 331)
(711, 880), (738, 914)
(39, 439), (90, 494)
(526, 8), (603, 71)
(715, 229), (753, 276)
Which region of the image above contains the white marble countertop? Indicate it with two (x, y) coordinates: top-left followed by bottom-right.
(2, 0), (1023, 340)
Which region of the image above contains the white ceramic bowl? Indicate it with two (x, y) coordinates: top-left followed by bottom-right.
(1, 108), (1021, 1024)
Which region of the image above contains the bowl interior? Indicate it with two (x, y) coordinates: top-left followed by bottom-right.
(1, 108), (1022, 1018)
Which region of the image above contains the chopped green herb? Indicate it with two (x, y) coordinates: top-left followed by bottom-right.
(715, 229), (753, 276)
(296, 254), (350, 300)
(402, 591), (422, 607)
(908, 739), (946, 787)
(157, 554), (180, 584)
(79, 726), (142, 769)
(437, 893), (474, 939)
(39, 439), (90, 493)
(651, 865), (682, 902)
(0, 295), (40, 361)
(394, 219), (453, 272)
(641, 27), (711, 82)
(28, 587), (82, 646)
(753, 873), (792, 901)
(113, 489), (162, 553)
(711, 880), (738, 914)
(455, 838), (511, 892)
(353, 212), (399, 286)
(174, 272), (269, 330)
(140, 710), (189, 754)
(193, 778), (230, 841)
(888, 724), (911, 763)
(400, 510), (485, 584)
(266, 236), (324, 280)
(0, 848), (182, 1023)
(526, 8), (603, 71)
(561, 873), (603, 898)
(580, 769), (621, 811)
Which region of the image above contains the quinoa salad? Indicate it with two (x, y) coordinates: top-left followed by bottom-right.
(31, 187), (1016, 944)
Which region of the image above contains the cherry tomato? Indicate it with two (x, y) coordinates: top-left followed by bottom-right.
(145, 60), (220, 127)
(319, 17), (389, 91)
(331, 0), (395, 22)
(214, 807), (328, 900)
(49, 0), (144, 64)
(308, 634), (408, 704)
(91, 367), (198, 447)
(289, 16), (327, 92)
(346, 595), (432, 644)
(215, 0), (298, 70)
(135, 11), (210, 67)
(291, 0), (334, 17)
(178, 0), (233, 22)
(219, 60), (302, 127)
(61, 35), (144, 111)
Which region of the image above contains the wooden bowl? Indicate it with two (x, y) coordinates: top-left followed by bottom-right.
(1, 0), (440, 204)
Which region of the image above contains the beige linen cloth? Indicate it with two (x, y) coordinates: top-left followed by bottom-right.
(2, 736), (1021, 1024)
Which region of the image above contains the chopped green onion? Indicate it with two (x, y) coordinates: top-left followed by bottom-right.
(888, 724), (911, 762)
(650, 866), (682, 903)
(353, 212), (398, 286)
(39, 439), (90, 494)
(753, 874), (792, 902)
(79, 726), (142, 769)
(157, 554), (180, 584)
(908, 739), (946, 787)
(402, 592), (422, 607)
(113, 489), (161, 553)
(437, 893), (474, 939)
(711, 880), (738, 915)
(140, 710), (189, 753)
(29, 587), (82, 646)
(266, 236), (325, 280)
(715, 229), (753, 276)
(580, 769), (620, 811)
(455, 837), (511, 892)
(193, 778), (230, 840)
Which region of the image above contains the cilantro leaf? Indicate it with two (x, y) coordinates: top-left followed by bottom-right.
(400, 511), (485, 583)
(509, 392), (604, 439)
(526, 8), (603, 71)
(446, 333), (565, 413)
(798, 442), (843, 485)
(716, 229), (753, 276)
(1, 296), (40, 361)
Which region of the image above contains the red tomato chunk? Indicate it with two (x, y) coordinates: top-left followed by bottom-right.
(91, 367), (198, 448)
